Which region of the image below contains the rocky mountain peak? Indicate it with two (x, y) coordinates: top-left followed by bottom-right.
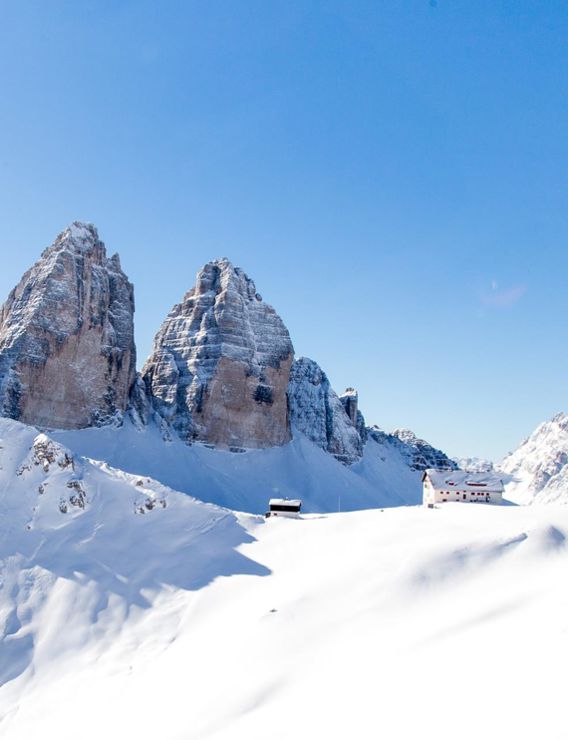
(142, 258), (294, 448)
(190, 257), (263, 302)
(550, 411), (568, 432)
(500, 412), (568, 504)
(43, 221), (105, 260)
(288, 357), (364, 465)
(55, 220), (98, 244)
(391, 428), (418, 445)
(369, 426), (457, 472)
(0, 223), (136, 429)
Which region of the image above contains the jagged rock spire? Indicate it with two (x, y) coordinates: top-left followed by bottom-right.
(142, 258), (294, 449)
(0, 222), (136, 428)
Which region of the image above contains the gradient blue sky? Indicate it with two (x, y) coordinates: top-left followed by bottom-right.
(1, 1), (567, 460)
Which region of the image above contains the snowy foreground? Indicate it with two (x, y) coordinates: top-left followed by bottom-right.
(1, 421), (567, 739)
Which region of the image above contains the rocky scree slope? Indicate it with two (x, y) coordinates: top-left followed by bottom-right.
(0, 223), (136, 429)
(142, 258), (294, 450)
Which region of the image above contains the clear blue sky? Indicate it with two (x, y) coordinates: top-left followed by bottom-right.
(1, 0), (567, 461)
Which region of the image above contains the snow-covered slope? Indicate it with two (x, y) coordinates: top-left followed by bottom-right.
(2, 452), (566, 739)
(0, 418), (262, 700)
(51, 418), (421, 512)
(501, 412), (568, 504)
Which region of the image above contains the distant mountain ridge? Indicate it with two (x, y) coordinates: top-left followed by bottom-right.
(453, 457), (495, 473)
(369, 427), (457, 472)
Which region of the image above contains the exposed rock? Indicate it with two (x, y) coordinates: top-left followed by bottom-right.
(368, 426), (457, 472)
(356, 410), (368, 444)
(142, 258), (294, 449)
(65, 480), (87, 510)
(339, 388), (358, 425)
(128, 375), (152, 428)
(31, 433), (74, 473)
(339, 387), (368, 444)
(288, 357), (363, 464)
(17, 433), (74, 476)
(0, 222), (136, 429)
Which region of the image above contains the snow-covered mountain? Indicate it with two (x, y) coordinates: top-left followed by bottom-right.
(453, 456), (495, 473)
(2, 223), (567, 739)
(0, 222), (461, 514)
(288, 357), (364, 464)
(369, 426), (457, 472)
(1, 417), (566, 739)
(142, 257), (294, 449)
(501, 412), (568, 504)
(0, 222), (136, 429)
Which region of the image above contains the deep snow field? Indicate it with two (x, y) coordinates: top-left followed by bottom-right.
(52, 419), (419, 512)
(1, 419), (567, 739)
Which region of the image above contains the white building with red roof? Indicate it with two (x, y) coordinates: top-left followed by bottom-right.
(422, 469), (504, 505)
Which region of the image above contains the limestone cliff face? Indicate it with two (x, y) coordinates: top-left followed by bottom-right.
(339, 387), (368, 443)
(0, 223), (136, 429)
(288, 357), (364, 464)
(142, 258), (294, 449)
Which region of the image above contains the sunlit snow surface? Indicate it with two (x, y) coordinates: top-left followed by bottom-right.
(1, 418), (567, 739)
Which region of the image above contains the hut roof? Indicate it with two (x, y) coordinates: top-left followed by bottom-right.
(423, 469), (504, 493)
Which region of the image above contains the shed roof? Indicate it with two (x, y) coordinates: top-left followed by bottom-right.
(269, 498), (302, 508)
(423, 469), (504, 493)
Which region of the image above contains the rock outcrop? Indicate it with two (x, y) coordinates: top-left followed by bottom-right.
(339, 388), (358, 425)
(368, 426), (457, 472)
(288, 357), (363, 464)
(0, 222), (136, 429)
(339, 387), (368, 443)
(142, 258), (294, 449)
